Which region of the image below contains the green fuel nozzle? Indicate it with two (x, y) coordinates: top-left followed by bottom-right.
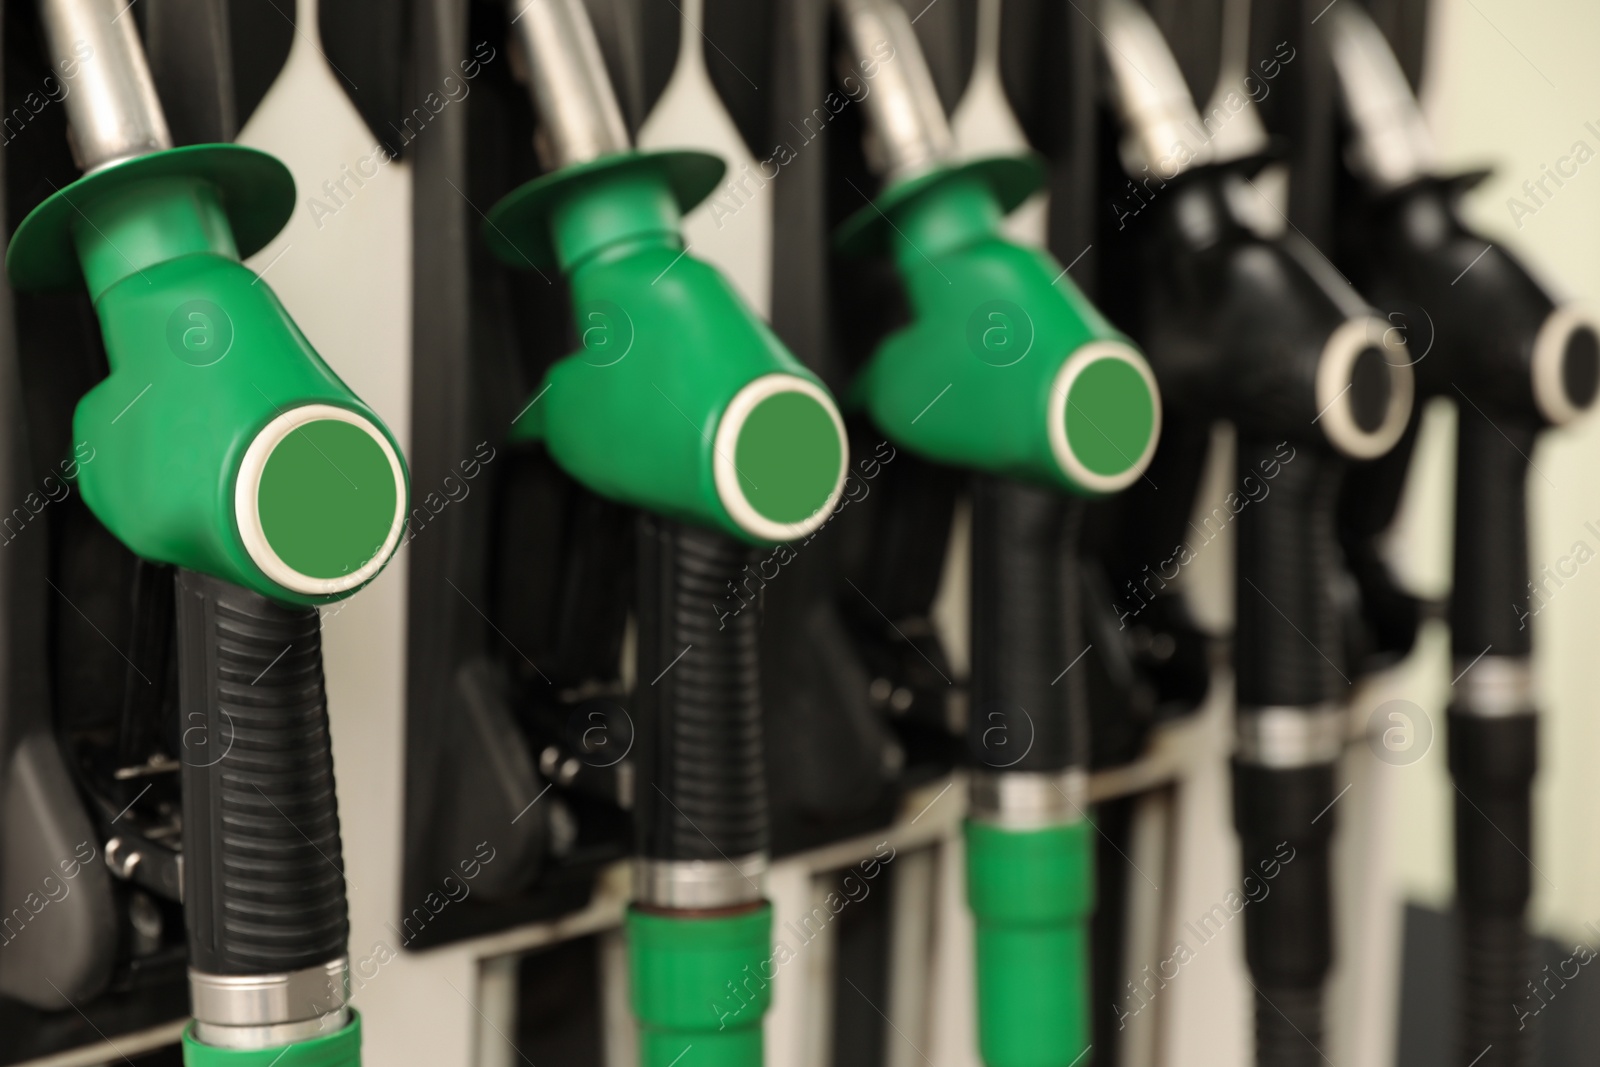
(487, 4), (850, 1064)
(6, 2), (399, 1062)
(486, 3), (847, 547)
(830, 2), (1158, 1065)
(489, 155), (846, 544)
(5, 6), (406, 607)
(833, 0), (1159, 502)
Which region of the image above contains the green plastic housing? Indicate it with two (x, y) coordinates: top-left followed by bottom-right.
(486, 152), (848, 546)
(840, 158), (1160, 497)
(5, 146), (408, 605)
(965, 820), (1095, 1067)
(628, 904), (773, 1067)
(182, 1013), (361, 1067)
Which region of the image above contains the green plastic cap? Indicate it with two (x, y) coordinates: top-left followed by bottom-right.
(1050, 342), (1160, 494)
(715, 374), (847, 541)
(491, 159), (849, 546)
(236, 405), (407, 597)
(845, 167), (1161, 498)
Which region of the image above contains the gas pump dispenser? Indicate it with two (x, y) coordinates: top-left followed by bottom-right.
(1322, 8), (1600, 1065)
(482, 1), (851, 1063)
(6, 0), (408, 1063)
(1094, 1), (1415, 1062)
(831, 1), (1162, 1062)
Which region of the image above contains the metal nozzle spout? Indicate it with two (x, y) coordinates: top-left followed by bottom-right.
(1321, 3), (1435, 190)
(38, 0), (172, 172)
(507, 0), (632, 169)
(834, 0), (955, 184)
(1098, 0), (1215, 179)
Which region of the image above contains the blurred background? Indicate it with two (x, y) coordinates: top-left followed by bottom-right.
(6, 0), (1600, 1065)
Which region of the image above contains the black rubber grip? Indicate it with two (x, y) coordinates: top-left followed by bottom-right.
(176, 570), (349, 975)
(968, 477), (1085, 773)
(1253, 985), (1324, 1067)
(634, 517), (768, 863)
(1452, 414), (1534, 658)
(1449, 711), (1537, 910)
(1233, 763), (1336, 984)
(1450, 709), (1536, 1067)
(1234, 436), (1349, 709)
(1233, 763), (1335, 1067)
(1460, 912), (1532, 1067)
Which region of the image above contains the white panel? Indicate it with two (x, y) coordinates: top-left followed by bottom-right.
(635, 0), (773, 316)
(883, 847), (938, 1067)
(927, 834), (982, 1067)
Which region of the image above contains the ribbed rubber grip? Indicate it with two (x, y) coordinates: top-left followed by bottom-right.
(1460, 912), (1532, 1067)
(969, 477), (1085, 773)
(1449, 710), (1536, 1067)
(1451, 405), (1537, 1067)
(1253, 985), (1324, 1067)
(1452, 415), (1533, 657)
(1234, 437), (1348, 708)
(176, 570), (349, 976)
(634, 518), (768, 863)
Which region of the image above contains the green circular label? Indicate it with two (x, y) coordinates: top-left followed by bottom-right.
(733, 392), (842, 525)
(257, 419), (398, 581)
(166, 299), (233, 366)
(1064, 356), (1155, 477)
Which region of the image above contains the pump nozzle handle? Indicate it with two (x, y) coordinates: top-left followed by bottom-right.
(507, 0), (630, 169)
(10, 3), (407, 1063)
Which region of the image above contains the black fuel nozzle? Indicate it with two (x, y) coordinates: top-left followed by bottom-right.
(1323, 9), (1598, 1065)
(1097, 2), (1415, 1061)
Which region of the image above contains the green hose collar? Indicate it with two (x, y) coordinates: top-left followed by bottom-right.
(966, 822), (1095, 1067)
(182, 1013), (361, 1067)
(628, 904), (773, 1067)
